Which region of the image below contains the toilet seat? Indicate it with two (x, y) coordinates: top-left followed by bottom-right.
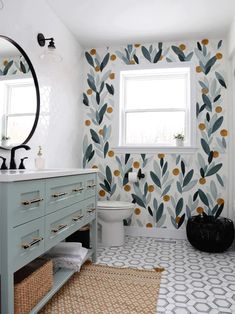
(97, 201), (133, 210)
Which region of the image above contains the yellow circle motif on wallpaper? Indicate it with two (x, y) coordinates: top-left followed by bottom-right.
(108, 150), (114, 157)
(124, 185), (131, 192)
(198, 123), (206, 130)
(134, 208), (141, 215)
(199, 177), (206, 185)
(133, 161), (140, 169)
(172, 168), (180, 176)
(110, 54), (116, 61)
(99, 190), (106, 197)
(148, 185), (154, 193)
(196, 66), (202, 73)
(196, 207), (204, 214)
(217, 198), (224, 205)
(201, 39), (209, 45)
(179, 44), (186, 51)
(113, 170), (120, 176)
(220, 129), (228, 137)
(163, 195), (170, 202)
(90, 48), (96, 55)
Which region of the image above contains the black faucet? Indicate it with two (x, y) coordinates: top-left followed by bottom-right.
(10, 145), (31, 169)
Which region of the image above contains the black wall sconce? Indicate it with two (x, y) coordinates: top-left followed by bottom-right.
(37, 33), (62, 62)
(37, 33), (56, 49)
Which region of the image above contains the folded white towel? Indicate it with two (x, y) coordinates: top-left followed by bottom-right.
(51, 247), (88, 272)
(53, 256), (83, 272)
(46, 242), (82, 257)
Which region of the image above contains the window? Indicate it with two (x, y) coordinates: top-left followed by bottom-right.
(116, 64), (196, 151)
(0, 77), (36, 145)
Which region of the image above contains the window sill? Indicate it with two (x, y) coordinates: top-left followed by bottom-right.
(112, 146), (199, 154)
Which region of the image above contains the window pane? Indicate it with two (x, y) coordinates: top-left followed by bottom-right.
(7, 115), (35, 145)
(125, 75), (186, 110)
(9, 83), (36, 114)
(125, 111), (185, 145)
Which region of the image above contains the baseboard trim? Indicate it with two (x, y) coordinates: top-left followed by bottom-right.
(124, 226), (187, 240)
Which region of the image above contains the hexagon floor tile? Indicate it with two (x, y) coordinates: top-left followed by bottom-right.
(97, 236), (235, 313)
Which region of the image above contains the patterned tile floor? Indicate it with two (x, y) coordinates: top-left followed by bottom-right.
(97, 236), (235, 314)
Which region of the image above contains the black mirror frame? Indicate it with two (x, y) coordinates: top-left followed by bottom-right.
(0, 35), (40, 150)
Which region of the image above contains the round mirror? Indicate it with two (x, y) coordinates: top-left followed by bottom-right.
(0, 35), (40, 150)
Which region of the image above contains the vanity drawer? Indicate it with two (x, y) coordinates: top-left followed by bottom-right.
(7, 180), (45, 227)
(84, 174), (97, 199)
(45, 202), (84, 251)
(45, 175), (85, 214)
(11, 217), (45, 272)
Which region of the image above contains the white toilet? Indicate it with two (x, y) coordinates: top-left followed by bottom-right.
(97, 201), (134, 247)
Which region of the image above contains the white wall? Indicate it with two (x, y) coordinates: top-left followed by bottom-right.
(0, 0), (83, 169)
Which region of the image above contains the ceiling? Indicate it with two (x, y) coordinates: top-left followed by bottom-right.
(47, 0), (235, 47)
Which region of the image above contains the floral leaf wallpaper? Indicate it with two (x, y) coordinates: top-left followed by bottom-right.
(82, 39), (228, 231)
(0, 56), (30, 76)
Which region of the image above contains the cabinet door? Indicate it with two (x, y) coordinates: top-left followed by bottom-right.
(11, 217), (45, 272)
(45, 175), (85, 214)
(7, 180), (45, 227)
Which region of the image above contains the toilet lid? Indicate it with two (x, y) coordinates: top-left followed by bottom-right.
(97, 201), (134, 210)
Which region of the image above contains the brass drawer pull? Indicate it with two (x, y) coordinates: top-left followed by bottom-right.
(88, 208), (96, 213)
(22, 198), (44, 206)
(72, 215), (84, 221)
(87, 184), (96, 188)
(72, 188), (84, 192)
(51, 224), (67, 233)
(22, 237), (43, 249)
(51, 192), (68, 198)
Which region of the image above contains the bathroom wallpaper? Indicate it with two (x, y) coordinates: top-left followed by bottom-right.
(0, 56), (30, 76)
(82, 39), (228, 231)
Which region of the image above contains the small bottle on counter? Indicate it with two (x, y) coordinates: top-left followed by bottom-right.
(35, 146), (45, 170)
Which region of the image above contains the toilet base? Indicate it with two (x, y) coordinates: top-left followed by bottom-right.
(99, 220), (125, 247)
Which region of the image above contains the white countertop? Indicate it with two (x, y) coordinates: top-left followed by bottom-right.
(0, 168), (98, 182)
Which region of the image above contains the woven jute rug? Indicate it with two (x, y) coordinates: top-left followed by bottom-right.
(40, 262), (162, 314)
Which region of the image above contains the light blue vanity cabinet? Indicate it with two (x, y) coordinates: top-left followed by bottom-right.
(0, 169), (98, 314)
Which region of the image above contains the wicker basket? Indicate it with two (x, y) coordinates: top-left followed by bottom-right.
(14, 258), (53, 314)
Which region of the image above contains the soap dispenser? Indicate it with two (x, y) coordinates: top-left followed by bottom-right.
(35, 146), (45, 170)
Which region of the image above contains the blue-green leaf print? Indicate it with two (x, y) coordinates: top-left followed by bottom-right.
(100, 53), (110, 72)
(141, 46), (151, 62)
(206, 163), (222, 177)
(183, 169), (194, 187)
(90, 129), (100, 144)
(201, 139), (210, 155)
(211, 116), (223, 134)
(83, 93), (89, 106)
(106, 83), (114, 95)
(85, 52), (94, 67)
(131, 194), (145, 208)
(150, 171), (161, 188)
(3, 60), (13, 75)
(215, 72), (227, 89)
(156, 203), (164, 222)
(176, 198), (184, 216)
(198, 189), (209, 206)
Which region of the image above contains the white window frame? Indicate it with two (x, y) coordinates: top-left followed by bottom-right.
(113, 62), (198, 153)
(0, 75), (35, 141)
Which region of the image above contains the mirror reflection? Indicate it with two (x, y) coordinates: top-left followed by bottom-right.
(0, 38), (37, 148)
